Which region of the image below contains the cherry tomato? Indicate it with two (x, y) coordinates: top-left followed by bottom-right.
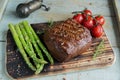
(91, 24), (103, 38)
(73, 14), (84, 24)
(82, 9), (92, 18)
(94, 15), (105, 26)
(83, 16), (94, 30)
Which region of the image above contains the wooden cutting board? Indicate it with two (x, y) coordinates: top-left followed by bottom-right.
(6, 21), (115, 79)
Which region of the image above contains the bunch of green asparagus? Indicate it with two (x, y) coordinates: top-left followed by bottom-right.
(8, 21), (54, 74)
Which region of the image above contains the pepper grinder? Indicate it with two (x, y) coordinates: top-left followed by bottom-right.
(16, 0), (50, 18)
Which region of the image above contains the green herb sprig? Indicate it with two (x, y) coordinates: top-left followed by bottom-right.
(48, 20), (54, 28)
(93, 39), (105, 60)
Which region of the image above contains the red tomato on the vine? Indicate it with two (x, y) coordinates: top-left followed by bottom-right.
(73, 14), (84, 24)
(82, 9), (92, 18)
(82, 16), (94, 30)
(91, 24), (103, 38)
(94, 15), (105, 26)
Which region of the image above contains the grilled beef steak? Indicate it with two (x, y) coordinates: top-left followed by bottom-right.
(44, 18), (92, 62)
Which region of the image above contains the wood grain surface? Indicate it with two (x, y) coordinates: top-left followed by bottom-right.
(6, 22), (115, 79)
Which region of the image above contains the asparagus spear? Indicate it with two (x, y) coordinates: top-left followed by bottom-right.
(21, 21), (46, 74)
(35, 64), (44, 74)
(19, 24), (40, 68)
(8, 23), (36, 71)
(15, 24), (47, 64)
(21, 22), (44, 60)
(19, 24), (34, 55)
(22, 21), (54, 64)
(19, 24), (45, 74)
(31, 25), (54, 64)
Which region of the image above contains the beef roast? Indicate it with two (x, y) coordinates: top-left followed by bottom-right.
(44, 18), (92, 62)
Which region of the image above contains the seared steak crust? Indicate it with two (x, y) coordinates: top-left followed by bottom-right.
(44, 18), (92, 62)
